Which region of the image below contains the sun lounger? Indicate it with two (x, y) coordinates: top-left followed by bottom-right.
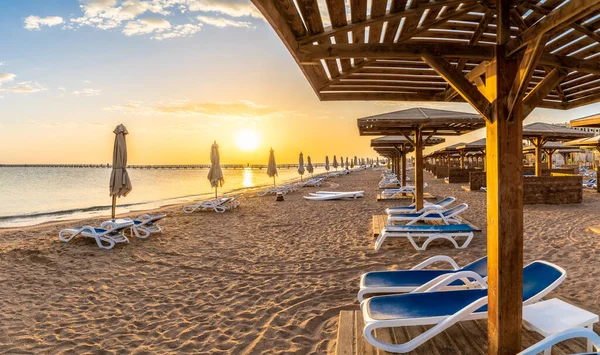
(115, 214), (166, 238)
(584, 178), (597, 188)
(361, 261), (566, 353)
(385, 197), (456, 215)
(387, 203), (468, 226)
(304, 191), (364, 200)
(518, 328), (600, 355)
(59, 219), (134, 249)
(375, 223), (476, 251)
(382, 183), (428, 197)
(358, 255), (487, 302)
(183, 196), (240, 213)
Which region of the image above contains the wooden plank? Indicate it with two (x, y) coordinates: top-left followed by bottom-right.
(298, 43), (495, 63)
(507, 0), (600, 55)
(376, 192), (435, 201)
(368, 0), (387, 44)
(296, 0), (323, 35)
(522, 67), (569, 118)
(374, 327), (395, 355)
(355, 309), (377, 355)
(372, 215), (387, 237)
(336, 311), (355, 355)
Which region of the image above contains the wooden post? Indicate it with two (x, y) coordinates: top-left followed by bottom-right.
(460, 151), (465, 169)
(401, 149), (407, 187)
(414, 127), (424, 210)
(111, 195), (117, 220)
(533, 137), (544, 176)
(487, 1), (524, 354)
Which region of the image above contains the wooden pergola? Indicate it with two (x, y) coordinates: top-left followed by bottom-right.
(358, 108), (484, 210)
(251, 0), (600, 353)
(523, 141), (583, 168)
(523, 122), (592, 176)
(457, 138), (487, 169)
(439, 142), (467, 168)
(371, 135), (444, 185)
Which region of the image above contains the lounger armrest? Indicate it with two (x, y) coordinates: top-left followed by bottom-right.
(413, 204), (444, 214)
(517, 328), (600, 355)
(406, 209), (444, 225)
(411, 255), (461, 270)
(412, 271), (488, 293)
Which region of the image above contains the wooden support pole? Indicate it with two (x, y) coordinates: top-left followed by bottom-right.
(532, 137), (546, 177)
(460, 151), (465, 169)
(487, 1), (523, 354)
(414, 127), (424, 211)
(402, 151), (407, 187)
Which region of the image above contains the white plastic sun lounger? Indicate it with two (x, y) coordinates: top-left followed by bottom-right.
(375, 223), (476, 251)
(385, 197), (456, 215)
(518, 328), (600, 355)
(304, 191), (364, 200)
(361, 261), (566, 353)
(59, 220), (134, 249)
(387, 203), (468, 226)
(114, 214), (166, 238)
(358, 255), (488, 302)
(382, 183), (428, 197)
(183, 196), (240, 213)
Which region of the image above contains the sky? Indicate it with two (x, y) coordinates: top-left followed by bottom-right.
(1, 0), (600, 165)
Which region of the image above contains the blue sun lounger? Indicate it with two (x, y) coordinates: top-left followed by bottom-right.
(361, 261), (567, 353)
(387, 203), (469, 225)
(385, 197), (456, 215)
(358, 255), (488, 301)
(376, 223), (476, 251)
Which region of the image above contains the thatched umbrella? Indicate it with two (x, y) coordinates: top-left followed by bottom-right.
(267, 148), (278, 187)
(109, 124), (132, 220)
(325, 156), (330, 171)
(207, 141), (224, 199)
(298, 152), (305, 181)
(306, 155), (314, 176)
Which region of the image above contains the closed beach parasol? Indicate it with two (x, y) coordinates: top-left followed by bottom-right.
(109, 124), (132, 220)
(207, 141), (224, 199)
(307, 156), (314, 176)
(298, 152), (305, 181)
(325, 156), (330, 171)
(345, 157), (349, 169)
(267, 148), (278, 187)
(333, 155), (338, 170)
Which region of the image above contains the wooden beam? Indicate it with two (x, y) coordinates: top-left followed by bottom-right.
(522, 67), (569, 117)
(539, 53), (600, 76)
(507, 0), (600, 55)
(297, 0), (475, 45)
(395, 3), (481, 43)
(487, 1), (523, 354)
(414, 126), (424, 211)
(507, 34), (548, 120)
(321, 92), (442, 101)
(456, 9), (494, 72)
(251, 0), (328, 98)
(422, 54), (492, 121)
(299, 43), (494, 63)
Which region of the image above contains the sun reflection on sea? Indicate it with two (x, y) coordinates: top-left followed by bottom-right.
(243, 168), (254, 187)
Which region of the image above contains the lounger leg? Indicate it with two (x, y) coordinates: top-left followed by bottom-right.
(374, 232), (387, 251)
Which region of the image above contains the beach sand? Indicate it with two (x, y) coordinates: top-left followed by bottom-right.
(1, 169), (600, 354)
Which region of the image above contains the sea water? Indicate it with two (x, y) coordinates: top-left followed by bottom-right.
(0, 166), (329, 228)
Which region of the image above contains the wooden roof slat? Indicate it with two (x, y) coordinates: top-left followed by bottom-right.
(325, 0), (352, 72)
(367, 0), (388, 44)
(381, 0), (408, 43)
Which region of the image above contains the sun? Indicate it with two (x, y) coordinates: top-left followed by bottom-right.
(235, 129), (260, 152)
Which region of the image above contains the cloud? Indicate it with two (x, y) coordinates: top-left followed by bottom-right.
(24, 15), (64, 30)
(184, 0), (263, 19)
(0, 62), (4, 66)
(152, 23), (202, 40)
(73, 88), (102, 96)
(0, 73), (45, 93)
(123, 17), (171, 36)
(197, 15), (253, 28)
(105, 100), (293, 119)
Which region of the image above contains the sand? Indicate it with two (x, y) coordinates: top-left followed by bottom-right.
(1, 169), (600, 354)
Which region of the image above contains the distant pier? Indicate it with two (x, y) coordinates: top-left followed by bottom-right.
(0, 163), (328, 170)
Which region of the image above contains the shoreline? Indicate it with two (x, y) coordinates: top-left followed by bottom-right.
(0, 170), (340, 230)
